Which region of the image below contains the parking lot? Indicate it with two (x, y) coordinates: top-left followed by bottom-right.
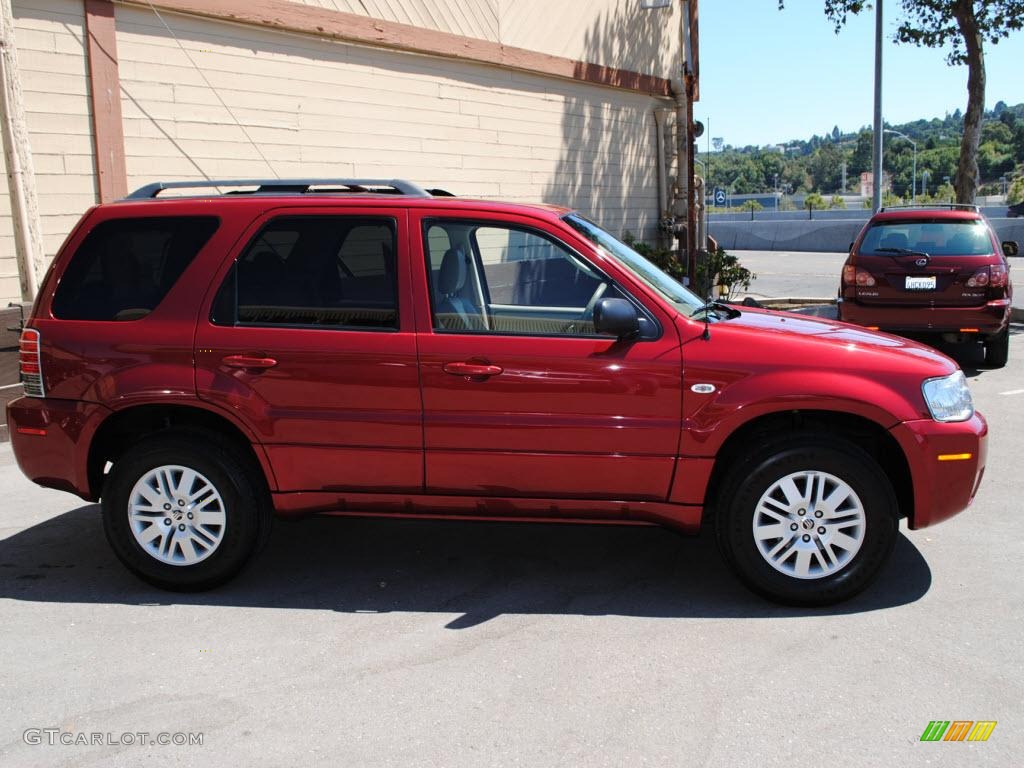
(0, 321), (1021, 767)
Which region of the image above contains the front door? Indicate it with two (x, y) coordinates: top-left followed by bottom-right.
(411, 212), (683, 502)
(195, 207), (423, 493)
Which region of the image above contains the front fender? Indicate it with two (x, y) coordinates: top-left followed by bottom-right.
(680, 369), (921, 457)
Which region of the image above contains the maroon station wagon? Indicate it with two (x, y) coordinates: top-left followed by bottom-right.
(839, 205), (1018, 367)
(8, 179), (991, 606)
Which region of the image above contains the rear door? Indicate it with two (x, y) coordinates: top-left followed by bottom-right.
(410, 210), (683, 503)
(194, 207), (423, 493)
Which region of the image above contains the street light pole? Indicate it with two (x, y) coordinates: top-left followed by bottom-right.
(884, 129), (916, 204)
(871, 0), (883, 212)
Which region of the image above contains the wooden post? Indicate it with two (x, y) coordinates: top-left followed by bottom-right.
(0, 0), (44, 301)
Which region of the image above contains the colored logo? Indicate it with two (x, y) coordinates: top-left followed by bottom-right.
(920, 721), (996, 742)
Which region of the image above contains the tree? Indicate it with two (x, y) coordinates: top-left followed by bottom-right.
(1007, 176), (1024, 205)
(804, 192), (827, 209)
(781, 1), (1024, 204)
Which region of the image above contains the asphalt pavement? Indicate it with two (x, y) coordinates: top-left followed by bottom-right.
(1, 328), (1023, 766)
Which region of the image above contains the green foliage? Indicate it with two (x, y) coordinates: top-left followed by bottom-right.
(795, 1), (1024, 66)
(803, 192), (827, 209)
(829, 195), (846, 209)
(933, 182), (956, 202)
(621, 234), (754, 301)
(698, 247), (755, 301)
(1008, 177), (1024, 205)
(700, 102), (1023, 200)
(778, 2), (1024, 202)
(621, 232), (684, 282)
(740, 199), (764, 211)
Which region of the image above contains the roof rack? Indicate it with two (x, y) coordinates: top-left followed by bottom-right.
(878, 203), (980, 213)
(125, 178), (433, 200)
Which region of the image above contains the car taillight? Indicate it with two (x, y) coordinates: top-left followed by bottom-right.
(966, 268), (990, 288)
(843, 266), (876, 287)
(989, 264), (1007, 288)
(18, 328), (45, 397)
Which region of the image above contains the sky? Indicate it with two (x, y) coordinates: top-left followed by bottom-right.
(696, 1), (1024, 148)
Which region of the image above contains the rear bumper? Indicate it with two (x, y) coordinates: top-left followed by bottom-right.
(839, 298), (1010, 336)
(6, 396), (110, 501)
(889, 412), (988, 530)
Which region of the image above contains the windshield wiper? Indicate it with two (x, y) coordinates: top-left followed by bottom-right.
(693, 299), (740, 317)
(874, 247), (931, 265)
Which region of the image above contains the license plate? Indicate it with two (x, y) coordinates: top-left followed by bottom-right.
(905, 276), (936, 291)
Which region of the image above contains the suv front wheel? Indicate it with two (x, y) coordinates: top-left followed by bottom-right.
(715, 435), (898, 605)
(101, 432), (271, 591)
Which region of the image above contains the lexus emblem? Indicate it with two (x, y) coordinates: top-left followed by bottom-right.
(915, 258), (928, 267)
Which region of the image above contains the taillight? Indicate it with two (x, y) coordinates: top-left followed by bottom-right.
(18, 329), (45, 397)
(989, 264), (1007, 288)
(966, 268), (989, 288)
(843, 266), (876, 287)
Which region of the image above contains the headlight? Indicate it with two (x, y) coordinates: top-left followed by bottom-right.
(922, 370), (974, 422)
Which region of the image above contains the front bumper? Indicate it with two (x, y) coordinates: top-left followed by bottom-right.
(889, 411), (988, 529)
(839, 298), (1010, 336)
(6, 396), (111, 501)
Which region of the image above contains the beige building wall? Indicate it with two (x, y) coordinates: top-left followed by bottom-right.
(116, 5), (662, 235)
(1, 0), (96, 303)
(293, 0), (682, 78)
(1, 0), (677, 305)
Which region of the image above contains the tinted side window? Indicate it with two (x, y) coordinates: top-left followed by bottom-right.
(215, 216), (398, 330)
(52, 217), (218, 321)
(423, 220), (639, 337)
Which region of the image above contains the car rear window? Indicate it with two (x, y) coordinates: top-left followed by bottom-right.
(52, 216), (219, 321)
(860, 219), (993, 256)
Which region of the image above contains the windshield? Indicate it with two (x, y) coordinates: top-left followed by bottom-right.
(860, 219), (993, 256)
(563, 214), (705, 316)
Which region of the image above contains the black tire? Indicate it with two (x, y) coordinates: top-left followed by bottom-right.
(101, 431), (272, 591)
(985, 328), (1009, 369)
(715, 435), (898, 606)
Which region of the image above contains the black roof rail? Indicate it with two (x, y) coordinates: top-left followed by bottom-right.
(878, 203), (980, 213)
(124, 178), (433, 199)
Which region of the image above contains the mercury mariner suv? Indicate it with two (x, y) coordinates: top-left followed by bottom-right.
(9, 179), (989, 605)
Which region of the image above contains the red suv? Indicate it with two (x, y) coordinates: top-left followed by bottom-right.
(839, 205), (1018, 367)
(9, 179), (989, 605)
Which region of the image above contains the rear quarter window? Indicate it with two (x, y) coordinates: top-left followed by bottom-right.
(52, 216), (219, 321)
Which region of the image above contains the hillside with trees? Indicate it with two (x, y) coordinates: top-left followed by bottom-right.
(700, 101), (1024, 201)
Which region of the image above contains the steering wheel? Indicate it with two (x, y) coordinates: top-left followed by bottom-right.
(581, 281), (609, 320)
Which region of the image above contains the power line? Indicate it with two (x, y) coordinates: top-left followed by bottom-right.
(143, 1), (278, 179)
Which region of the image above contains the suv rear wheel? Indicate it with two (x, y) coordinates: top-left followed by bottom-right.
(101, 432), (271, 591)
(985, 328), (1009, 369)
(715, 435), (898, 605)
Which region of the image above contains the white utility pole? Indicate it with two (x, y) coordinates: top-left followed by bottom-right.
(0, 0), (44, 301)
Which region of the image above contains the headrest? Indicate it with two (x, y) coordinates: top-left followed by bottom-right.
(438, 248), (467, 294)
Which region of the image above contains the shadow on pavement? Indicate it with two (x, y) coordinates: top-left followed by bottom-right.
(0, 506), (931, 627)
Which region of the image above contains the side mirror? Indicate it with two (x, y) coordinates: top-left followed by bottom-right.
(593, 298), (640, 340)
(1002, 241), (1019, 257)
